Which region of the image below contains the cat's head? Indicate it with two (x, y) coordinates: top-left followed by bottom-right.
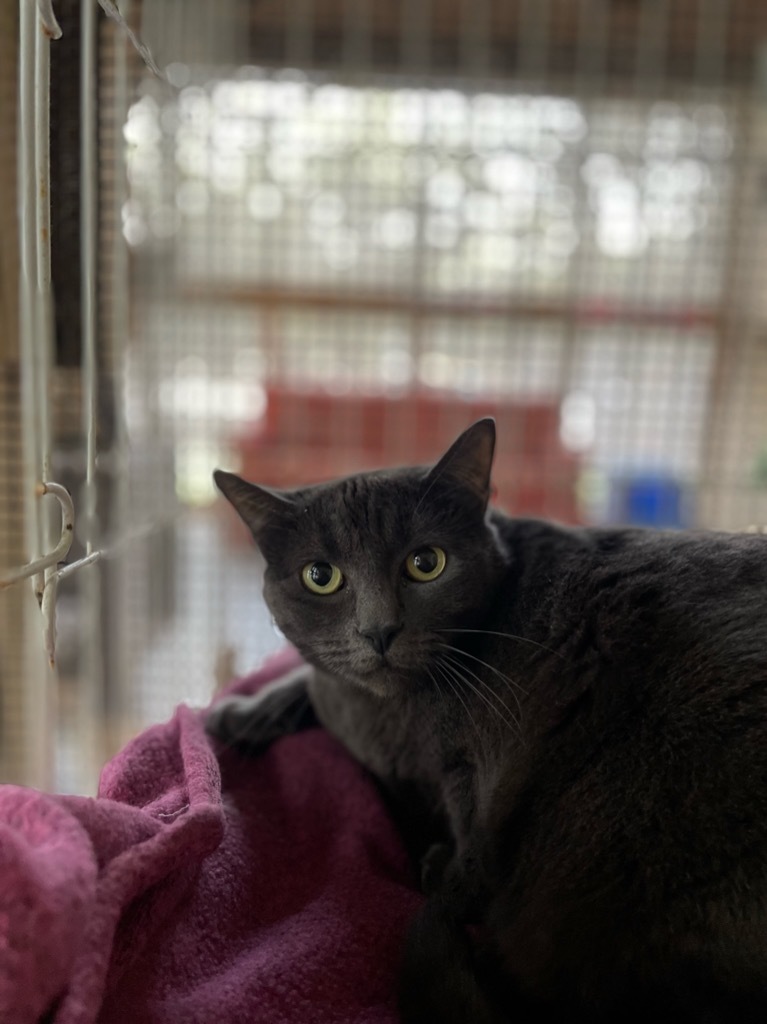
(214, 419), (506, 696)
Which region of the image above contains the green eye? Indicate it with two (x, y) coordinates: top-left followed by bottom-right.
(405, 546), (446, 582)
(302, 561), (344, 595)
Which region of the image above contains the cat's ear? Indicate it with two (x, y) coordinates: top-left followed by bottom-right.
(213, 470), (296, 541)
(425, 418), (496, 507)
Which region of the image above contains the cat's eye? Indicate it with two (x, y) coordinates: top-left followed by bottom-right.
(405, 546), (447, 582)
(302, 561), (344, 595)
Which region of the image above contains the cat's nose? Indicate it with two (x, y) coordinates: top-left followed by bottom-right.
(359, 623), (402, 657)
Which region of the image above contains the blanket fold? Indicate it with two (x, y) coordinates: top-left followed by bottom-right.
(0, 649), (422, 1024)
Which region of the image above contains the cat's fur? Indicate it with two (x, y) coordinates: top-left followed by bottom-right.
(209, 419), (767, 1023)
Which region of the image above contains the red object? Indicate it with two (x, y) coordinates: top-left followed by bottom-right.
(225, 388), (581, 543)
(0, 649), (422, 1024)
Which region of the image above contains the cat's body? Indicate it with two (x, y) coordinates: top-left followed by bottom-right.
(209, 420), (767, 1022)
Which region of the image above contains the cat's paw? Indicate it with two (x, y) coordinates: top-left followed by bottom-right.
(420, 842), (454, 895)
(205, 694), (269, 749)
(206, 670), (316, 755)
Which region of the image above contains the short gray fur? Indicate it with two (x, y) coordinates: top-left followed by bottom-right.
(208, 419), (767, 1023)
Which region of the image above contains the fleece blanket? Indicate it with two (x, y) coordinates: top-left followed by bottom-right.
(0, 648), (423, 1024)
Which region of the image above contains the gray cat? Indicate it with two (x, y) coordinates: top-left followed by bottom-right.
(208, 419), (767, 1023)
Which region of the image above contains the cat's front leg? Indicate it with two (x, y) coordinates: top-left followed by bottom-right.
(399, 895), (509, 1024)
(205, 665), (317, 753)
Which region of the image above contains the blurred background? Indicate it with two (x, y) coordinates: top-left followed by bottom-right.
(2, 0), (767, 792)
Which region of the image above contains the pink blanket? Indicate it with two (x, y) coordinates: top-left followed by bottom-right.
(0, 649), (422, 1024)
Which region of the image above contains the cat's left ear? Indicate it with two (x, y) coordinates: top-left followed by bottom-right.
(213, 470), (296, 542)
(425, 418), (496, 508)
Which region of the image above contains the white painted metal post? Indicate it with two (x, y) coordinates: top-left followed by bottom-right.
(78, 0), (106, 787)
(17, 0), (58, 788)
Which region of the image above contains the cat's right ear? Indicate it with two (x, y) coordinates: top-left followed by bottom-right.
(425, 418), (496, 508)
(213, 470), (296, 541)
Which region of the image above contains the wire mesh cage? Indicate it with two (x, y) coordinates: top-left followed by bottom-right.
(2, 0), (767, 791)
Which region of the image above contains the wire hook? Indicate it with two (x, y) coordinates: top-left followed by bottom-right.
(1, 482), (74, 592)
(1, 482), (74, 666)
(36, 0), (63, 40)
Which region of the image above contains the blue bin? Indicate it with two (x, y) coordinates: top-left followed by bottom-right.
(613, 474), (688, 528)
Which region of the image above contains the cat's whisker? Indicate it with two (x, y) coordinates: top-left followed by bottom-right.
(435, 627), (566, 662)
(438, 652), (520, 735)
(435, 640), (528, 703)
(437, 654), (497, 725)
(437, 646), (524, 735)
(432, 658), (483, 741)
(439, 650), (520, 726)
(424, 665), (444, 704)
(439, 658), (519, 739)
